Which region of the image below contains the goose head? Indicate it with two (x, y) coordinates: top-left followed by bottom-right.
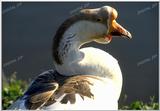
(76, 5), (132, 44)
(53, 6), (132, 65)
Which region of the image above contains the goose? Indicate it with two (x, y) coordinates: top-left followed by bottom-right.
(9, 5), (132, 110)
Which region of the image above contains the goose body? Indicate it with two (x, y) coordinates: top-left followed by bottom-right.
(9, 5), (131, 110)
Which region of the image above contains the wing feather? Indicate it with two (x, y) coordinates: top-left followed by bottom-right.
(24, 70), (60, 109)
(9, 70), (104, 110)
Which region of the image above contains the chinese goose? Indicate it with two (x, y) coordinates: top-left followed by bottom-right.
(9, 6), (132, 110)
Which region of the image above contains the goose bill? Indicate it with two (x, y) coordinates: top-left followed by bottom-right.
(109, 20), (132, 39)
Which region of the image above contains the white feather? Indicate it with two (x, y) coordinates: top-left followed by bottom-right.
(42, 77), (118, 110)
(9, 6), (123, 110)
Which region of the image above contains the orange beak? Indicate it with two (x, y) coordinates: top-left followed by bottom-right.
(109, 20), (132, 39)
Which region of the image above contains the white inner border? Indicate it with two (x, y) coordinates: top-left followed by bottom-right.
(1, 0), (160, 2)
(0, 0), (159, 110)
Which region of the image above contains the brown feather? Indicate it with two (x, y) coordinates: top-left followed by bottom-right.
(24, 70), (104, 109)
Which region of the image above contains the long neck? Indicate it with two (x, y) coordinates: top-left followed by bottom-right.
(53, 33), (122, 96)
(52, 20), (121, 77)
(52, 20), (122, 99)
(52, 19), (108, 65)
(53, 20), (104, 65)
(56, 33), (83, 65)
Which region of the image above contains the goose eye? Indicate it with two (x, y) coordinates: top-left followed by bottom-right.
(96, 18), (103, 22)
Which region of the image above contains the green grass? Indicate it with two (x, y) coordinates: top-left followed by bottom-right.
(2, 73), (159, 110)
(2, 72), (27, 110)
(119, 96), (159, 110)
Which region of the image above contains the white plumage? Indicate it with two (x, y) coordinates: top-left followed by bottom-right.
(8, 5), (131, 110)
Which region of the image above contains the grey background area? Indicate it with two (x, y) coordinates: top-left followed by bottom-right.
(2, 2), (159, 105)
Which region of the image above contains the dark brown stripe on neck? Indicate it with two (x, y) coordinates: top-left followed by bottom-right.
(52, 15), (79, 65)
(52, 11), (106, 65)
